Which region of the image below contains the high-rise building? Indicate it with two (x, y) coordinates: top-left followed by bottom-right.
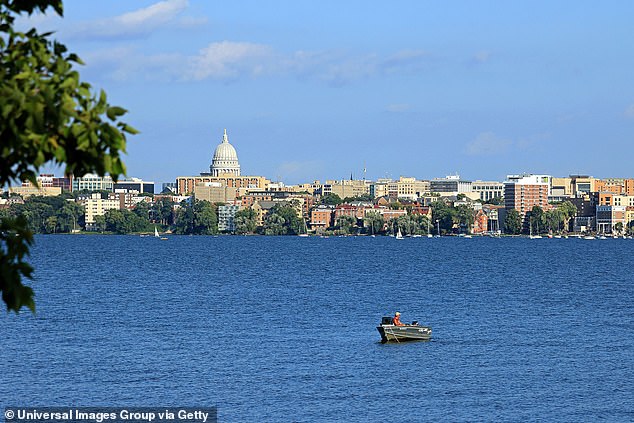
(503, 174), (551, 217)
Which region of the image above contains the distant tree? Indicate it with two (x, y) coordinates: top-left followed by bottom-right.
(321, 193), (343, 206)
(151, 198), (175, 225)
(0, 0), (136, 313)
(104, 209), (151, 234)
(173, 201), (195, 234)
(504, 210), (522, 235)
(529, 206), (545, 234)
(94, 215), (106, 233)
(234, 208), (257, 234)
(430, 200), (456, 235)
(45, 216), (58, 233)
(557, 201), (577, 232)
(133, 202), (151, 221)
(363, 212), (384, 235)
(484, 196), (504, 205)
(614, 222), (624, 234)
(192, 200), (218, 235)
(262, 203), (302, 235)
(343, 193), (373, 202)
(335, 215), (357, 234)
(263, 213), (287, 235)
(455, 204), (475, 234)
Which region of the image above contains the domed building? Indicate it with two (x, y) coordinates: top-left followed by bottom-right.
(210, 129), (240, 177)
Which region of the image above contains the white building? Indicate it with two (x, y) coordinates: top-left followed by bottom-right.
(210, 129), (241, 177)
(218, 204), (241, 232)
(84, 193), (120, 229)
(471, 181), (504, 202)
(73, 174), (114, 192)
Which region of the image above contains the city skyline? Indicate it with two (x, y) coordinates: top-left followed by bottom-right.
(21, 1), (634, 184)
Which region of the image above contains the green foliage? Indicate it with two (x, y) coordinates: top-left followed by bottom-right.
(484, 196), (504, 205)
(343, 193), (373, 202)
(150, 198), (175, 226)
(553, 200), (577, 232)
(173, 200), (218, 235)
(529, 206), (544, 234)
(504, 209), (522, 235)
(3, 195), (83, 233)
(0, 0), (136, 312)
(262, 203), (302, 235)
(234, 208), (257, 234)
(614, 222), (624, 234)
(104, 209), (151, 234)
(0, 216), (35, 312)
(335, 215), (357, 235)
(363, 211), (384, 235)
(455, 204), (475, 234)
(321, 193), (343, 206)
(430, 200), (456, 235)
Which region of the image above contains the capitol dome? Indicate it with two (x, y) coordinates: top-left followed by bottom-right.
(210, 129), (241, 177)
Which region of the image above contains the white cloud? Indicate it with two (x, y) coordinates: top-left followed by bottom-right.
(624, 104), (634, 119)
(186, 41), (274, 80)
(81, 43), (435, 84)
(464, 132), (512, 155)
(70, 0), (190, 39)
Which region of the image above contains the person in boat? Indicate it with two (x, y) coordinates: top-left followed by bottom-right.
(393, 311), (405, 326)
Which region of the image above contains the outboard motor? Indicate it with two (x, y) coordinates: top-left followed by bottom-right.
(411, 320), (418, 326)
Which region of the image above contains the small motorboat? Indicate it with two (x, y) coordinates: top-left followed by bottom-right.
(377, 316), (432, 343)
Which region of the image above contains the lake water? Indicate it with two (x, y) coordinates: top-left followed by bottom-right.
(2, 235), (633, 422)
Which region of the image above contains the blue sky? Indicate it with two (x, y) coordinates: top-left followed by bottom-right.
(20, 1), (634, 184)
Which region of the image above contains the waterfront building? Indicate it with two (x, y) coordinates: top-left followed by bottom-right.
(73, 173), (114, 192)
(627, 207), (634, 230)
(218, 204), (240, 232)
(471, 181), (504, 202)
(110, 191), (151, 210)
(114, 177), (155, 194)
(503, 174), (551, 217)
(310, 205), (334, 231)
(482, 204), (503, 233)
(252, 200), (296, 227)
(596, 205), (626, 234)
(472, 209), (488, 234)
(84, 193), (120, 229)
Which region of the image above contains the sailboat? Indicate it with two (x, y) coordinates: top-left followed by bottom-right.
(298, 218), (309, 237)
(529, 222), (542, 239)
(396, 227), (404, 240)
(155, 226), (168, 240)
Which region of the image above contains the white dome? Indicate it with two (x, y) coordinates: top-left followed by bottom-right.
(210, 129), (241, 176)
